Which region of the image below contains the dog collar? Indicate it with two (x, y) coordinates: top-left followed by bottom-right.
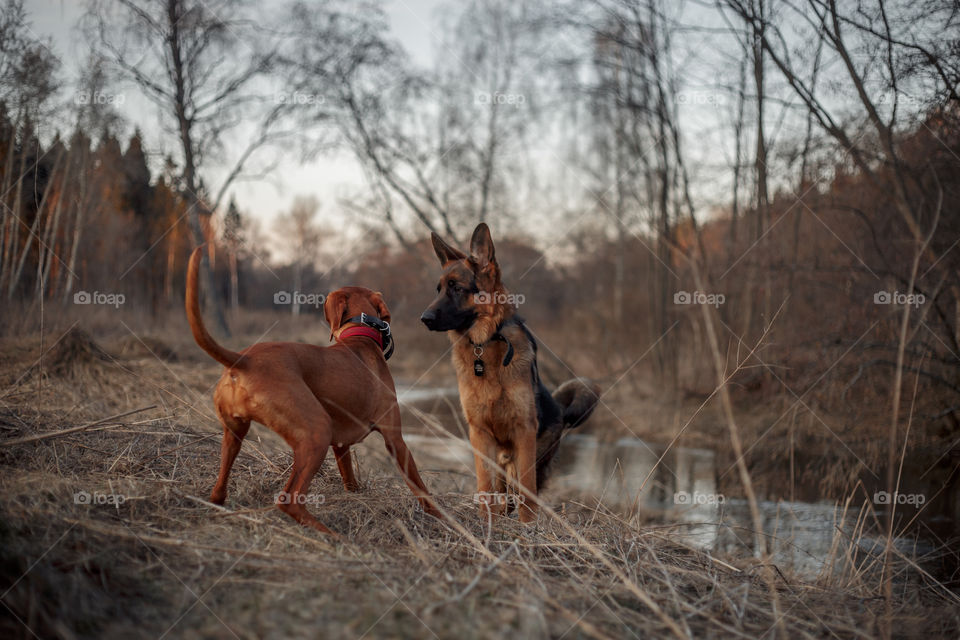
(340, 314), (395, 360)
(338, 326), (383, 347)
(470, 321), (516, 376)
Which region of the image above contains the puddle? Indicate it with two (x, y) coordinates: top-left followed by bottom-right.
(549, 434), (954, 579)
(395, 385), (459, 404)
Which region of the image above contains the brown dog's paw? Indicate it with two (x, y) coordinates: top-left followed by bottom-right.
(424, 505), (447, 522)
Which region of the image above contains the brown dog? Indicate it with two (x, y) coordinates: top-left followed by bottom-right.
(421, 224), (600, 523)
(185, 247), (441, 534)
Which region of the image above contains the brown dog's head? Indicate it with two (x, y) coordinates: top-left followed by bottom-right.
(421, 223), (509, 336)
(324, 286), (391, 341)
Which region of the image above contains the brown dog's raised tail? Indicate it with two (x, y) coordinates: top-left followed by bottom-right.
(186, 246), (244, 368)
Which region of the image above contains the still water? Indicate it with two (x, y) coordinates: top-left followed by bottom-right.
(401, 430), (949, 580)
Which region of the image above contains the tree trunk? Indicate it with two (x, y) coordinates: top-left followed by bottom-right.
(229, 249), (239, 314)
(168, 0), (230, 337)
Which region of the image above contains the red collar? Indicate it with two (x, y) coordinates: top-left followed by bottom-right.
(337, 326), (383, 349)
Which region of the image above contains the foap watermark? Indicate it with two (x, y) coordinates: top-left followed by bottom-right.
(674, 491), (725, 505)
(74, 290), (125, 308)
(474, 291), (525, 306)
(275, 491), (326, 505)
(275, 91), (325, 106)
(473, 491), (525, 507)
(876, 92), (923, 108)
(74, 490), (127, 505)
(873, 491), (925, 507)
(75, 90), (125, 106)
(677, 91), (724, 106)
(674, 290), (725, 308)
(476, 91), (526, 108)
(273, 291), (326, 308)
(873, 290), (925, 308)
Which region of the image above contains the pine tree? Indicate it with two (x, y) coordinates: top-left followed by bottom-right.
(223, 197), (244, 313)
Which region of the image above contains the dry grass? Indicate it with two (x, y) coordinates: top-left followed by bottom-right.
(0, 327), (957, 639)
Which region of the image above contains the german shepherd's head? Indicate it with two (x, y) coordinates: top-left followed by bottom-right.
(420, 223), (513, 343)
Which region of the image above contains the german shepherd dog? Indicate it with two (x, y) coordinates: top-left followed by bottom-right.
(421, 223), (600, 522)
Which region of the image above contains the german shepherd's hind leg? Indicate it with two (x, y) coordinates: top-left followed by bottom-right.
(534, 379), (602, 489)
(210, 411), (250, 505)
(534, 421), (565, 491)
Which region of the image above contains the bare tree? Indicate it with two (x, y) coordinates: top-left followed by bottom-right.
(718, 0), (959, 624)
(86, 0), (288, 335)
(222, 196), (244, 315)
(434, 0), (547, 225)
(579, 0), (696, 380)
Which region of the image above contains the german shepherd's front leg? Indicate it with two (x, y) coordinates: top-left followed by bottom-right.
(515, 423), (538, 523)
(469, 426), (505, 520)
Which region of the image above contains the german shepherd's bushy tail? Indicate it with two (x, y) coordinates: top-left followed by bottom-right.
(552, 378), (601, 430)
(185, 246), (244, 368)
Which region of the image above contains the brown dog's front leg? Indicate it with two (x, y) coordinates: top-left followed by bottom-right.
(380, 426), (445, 521)
(333, 444), (360, 491)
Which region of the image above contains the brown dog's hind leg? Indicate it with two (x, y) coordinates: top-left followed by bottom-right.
(333, 444), (360, 491)
(210, 413), (250, 505)
(265, 391), (339, 536)
(278, 428), (336, 535)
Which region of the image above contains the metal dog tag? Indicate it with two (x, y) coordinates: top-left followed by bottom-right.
(474, 359), (485, 376)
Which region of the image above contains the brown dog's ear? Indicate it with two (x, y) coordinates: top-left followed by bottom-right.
(469, 223), (495, 269)
(371, 291), (392, 325)
(323, 290), (347, 341)
(432, 232), (466, 265)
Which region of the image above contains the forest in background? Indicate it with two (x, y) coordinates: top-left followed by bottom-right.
(0, 0), (957, 504)
(1, 2), (959, 637)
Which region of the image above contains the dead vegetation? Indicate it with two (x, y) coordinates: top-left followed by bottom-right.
(0, 328), (956, 639)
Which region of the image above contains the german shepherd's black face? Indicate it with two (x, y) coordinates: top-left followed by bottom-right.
(421, 223), (500, 332)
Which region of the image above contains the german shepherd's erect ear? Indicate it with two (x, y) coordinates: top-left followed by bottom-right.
(431, 232), (466, 265)
(468, 223), (498, 290)
(468, 223), (495, 268)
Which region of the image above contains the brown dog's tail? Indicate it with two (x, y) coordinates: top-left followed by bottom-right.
(552, 378), (601, 430)
(186, 246), (243, 368)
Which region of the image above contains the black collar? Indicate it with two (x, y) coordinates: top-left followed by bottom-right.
(470, 317), (519, 367)
(342, 313), (395, 360)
